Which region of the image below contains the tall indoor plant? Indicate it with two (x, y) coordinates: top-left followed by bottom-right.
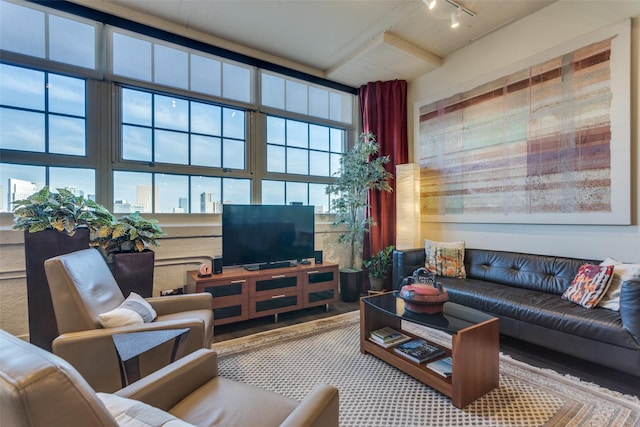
(93, 211), (166, 297)
(326, 132), (393, 301)
(12, 186), (115, 350)
(92, 212), (166, 297)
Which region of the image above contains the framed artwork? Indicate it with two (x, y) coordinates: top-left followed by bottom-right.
(415, 19), (631, 224)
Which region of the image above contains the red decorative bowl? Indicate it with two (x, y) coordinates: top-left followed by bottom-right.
(398, 283), (449, 314)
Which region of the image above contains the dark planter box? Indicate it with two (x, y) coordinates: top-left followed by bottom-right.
(111, 250), (155, 298)
(24, 228), (89, 351)
(339, 270), (363, 302)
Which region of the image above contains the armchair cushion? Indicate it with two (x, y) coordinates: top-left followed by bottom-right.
(99, 292), (157, 328)
(97, 393), (195, 427)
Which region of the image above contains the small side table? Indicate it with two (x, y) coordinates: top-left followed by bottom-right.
(112, 328), (190, 387)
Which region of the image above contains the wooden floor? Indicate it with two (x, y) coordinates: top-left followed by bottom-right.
(213, 300), (640, 397)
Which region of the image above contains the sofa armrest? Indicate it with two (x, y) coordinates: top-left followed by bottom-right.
(392, 248), (426, 290)
(279, 384), (339, 427)
(620, 278), (640, 346)
(116, 349), (218, 411)
(53, 319), (208, 393)
(146, 292), (213, 315)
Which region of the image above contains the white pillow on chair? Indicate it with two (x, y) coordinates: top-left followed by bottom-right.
(99, 292), (157, 328)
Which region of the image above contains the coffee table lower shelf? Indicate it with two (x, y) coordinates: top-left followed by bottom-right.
(360, 296), (499, 409)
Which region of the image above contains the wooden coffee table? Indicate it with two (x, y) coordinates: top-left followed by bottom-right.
(360, 293), (499, 408)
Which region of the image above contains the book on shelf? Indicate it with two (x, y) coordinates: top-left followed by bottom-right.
(369, 332), (411, 348)
(370, 326), (403, 342)
(426, 356), (453, 378)
(393, 339), (446, 363)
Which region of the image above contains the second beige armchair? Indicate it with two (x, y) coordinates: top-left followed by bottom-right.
(44, 248), (214, 392)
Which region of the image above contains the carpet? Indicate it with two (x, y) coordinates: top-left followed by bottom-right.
(211, 311), (640, 427)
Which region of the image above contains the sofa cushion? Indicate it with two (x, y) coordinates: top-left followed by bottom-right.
(597, 258), (640, 311)
(424, 240), (466, 278)
(562, 264), (614, 308)
(98, 393), (195, 427)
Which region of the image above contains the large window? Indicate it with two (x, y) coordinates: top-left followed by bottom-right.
(0, 0), (355, 216)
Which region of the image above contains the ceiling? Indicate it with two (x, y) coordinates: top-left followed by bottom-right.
(72, 0), (557, 88)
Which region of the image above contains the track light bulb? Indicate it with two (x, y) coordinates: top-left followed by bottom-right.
(428, 0), (437, 10)
(450, 12), (460, 28)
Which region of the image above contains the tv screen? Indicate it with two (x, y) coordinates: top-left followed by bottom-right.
(222, 204), (315, 267)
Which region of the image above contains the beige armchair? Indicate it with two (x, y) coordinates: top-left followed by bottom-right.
(43, 248), (214, 392)
(0, 330), (339, 427)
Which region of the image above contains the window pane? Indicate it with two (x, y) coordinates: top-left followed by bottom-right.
(267, 144), (285, 173)
(309, 150), (329, 176)
(330, 128), (344, 152)
(309, 183), (328, 213)
(191, 176), (221, 213)
(113, 32), (152, 81)
(191, 54), (221, 96)
(309, 125), (329, 151)
(122, 125), (152, 161)
(122, 88), (152, 126)
(222, 138), (245, 169)
(0, 108), (45, 152)
(155, 130), (188, 165)
(330, 153), (341, 177)
(191, 102), (220, 135)
(0, 1), (45, 58)
(286, 80), (307, 114)
(0, 64), (44, 110)
(0, 163), (44, 212)
(222, 63), (251, 103)
(286, 147), (308, 175)
(286, 182), (307, 205)
(154, 95), (188, 131)
(49, 167), (95, 199)
(113, 171), (152, 213)
(49, 14), (95, 69)
(191, 135), (221, 167)
(154, 44), (188, 89)
(261, 73), (284, 109)
(267, 116), (285, 145)
(155, 173), (188, 213)
(222, 108), (244, 139)
(309, 86), (329, 119)
(48, 74), (85, 116)
(49, 115), (85, 156)
(223, 178), (250, 204)
(262, 180), (284, 205)
(286, 120), (307, 148)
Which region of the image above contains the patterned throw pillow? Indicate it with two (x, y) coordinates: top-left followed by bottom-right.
(424, 240), (466, 279)
(98, 292), (157, 328)
(597, 257), (640, 311)
(562, 264), (615, 308)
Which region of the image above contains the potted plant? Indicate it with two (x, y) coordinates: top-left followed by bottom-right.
(93, 211), (166, 297)
(12, 186), (115, 351)
(325, 132), (393, 302)
(364, 245), (395, 291)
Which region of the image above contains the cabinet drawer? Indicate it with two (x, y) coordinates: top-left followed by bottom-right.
(306, 269), (336, 285)
(249, 290), (302, 317)
(251, 273), (300, 297)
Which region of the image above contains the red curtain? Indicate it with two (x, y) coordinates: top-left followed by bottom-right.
(359, 80), (409, 284)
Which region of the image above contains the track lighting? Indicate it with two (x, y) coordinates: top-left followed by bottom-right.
(450, 9), (460, 28)
(423, 0), (437, 10)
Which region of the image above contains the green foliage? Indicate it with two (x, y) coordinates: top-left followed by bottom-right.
(325, 132), (393, 270)
(364, 245), (395, 279)
(94, 211), (166, 255)
(12, 186), (115, 236)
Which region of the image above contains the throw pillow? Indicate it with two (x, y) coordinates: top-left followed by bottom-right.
(597, 257), (640, 311)
(97, 393), (196, 427)
(424, 240), (466, 279)
(98, 292), (157, 328)
(562, 264), (615, 308)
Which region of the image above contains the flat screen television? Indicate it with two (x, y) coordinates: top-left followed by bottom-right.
(222, 204), (315, 269)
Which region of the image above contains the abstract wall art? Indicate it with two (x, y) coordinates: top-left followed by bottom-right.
(415, 19), (630, 224)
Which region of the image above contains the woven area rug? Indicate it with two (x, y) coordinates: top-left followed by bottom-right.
(212, 311), (640, 427)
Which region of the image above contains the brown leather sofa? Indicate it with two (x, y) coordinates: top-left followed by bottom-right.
(44, 248), (214, 392)
(393, 248), (640, 377)
(0, 330), (339, 426)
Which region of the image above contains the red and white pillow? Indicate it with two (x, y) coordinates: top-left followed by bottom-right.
(562, 264), (614, 309)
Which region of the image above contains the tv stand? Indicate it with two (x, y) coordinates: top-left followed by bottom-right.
(187, 262), (339, 326)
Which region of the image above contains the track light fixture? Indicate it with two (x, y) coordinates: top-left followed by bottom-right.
(424, 0), (476, 19)
(450, 9), (460, 28)
(424, 0), (437, 10)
